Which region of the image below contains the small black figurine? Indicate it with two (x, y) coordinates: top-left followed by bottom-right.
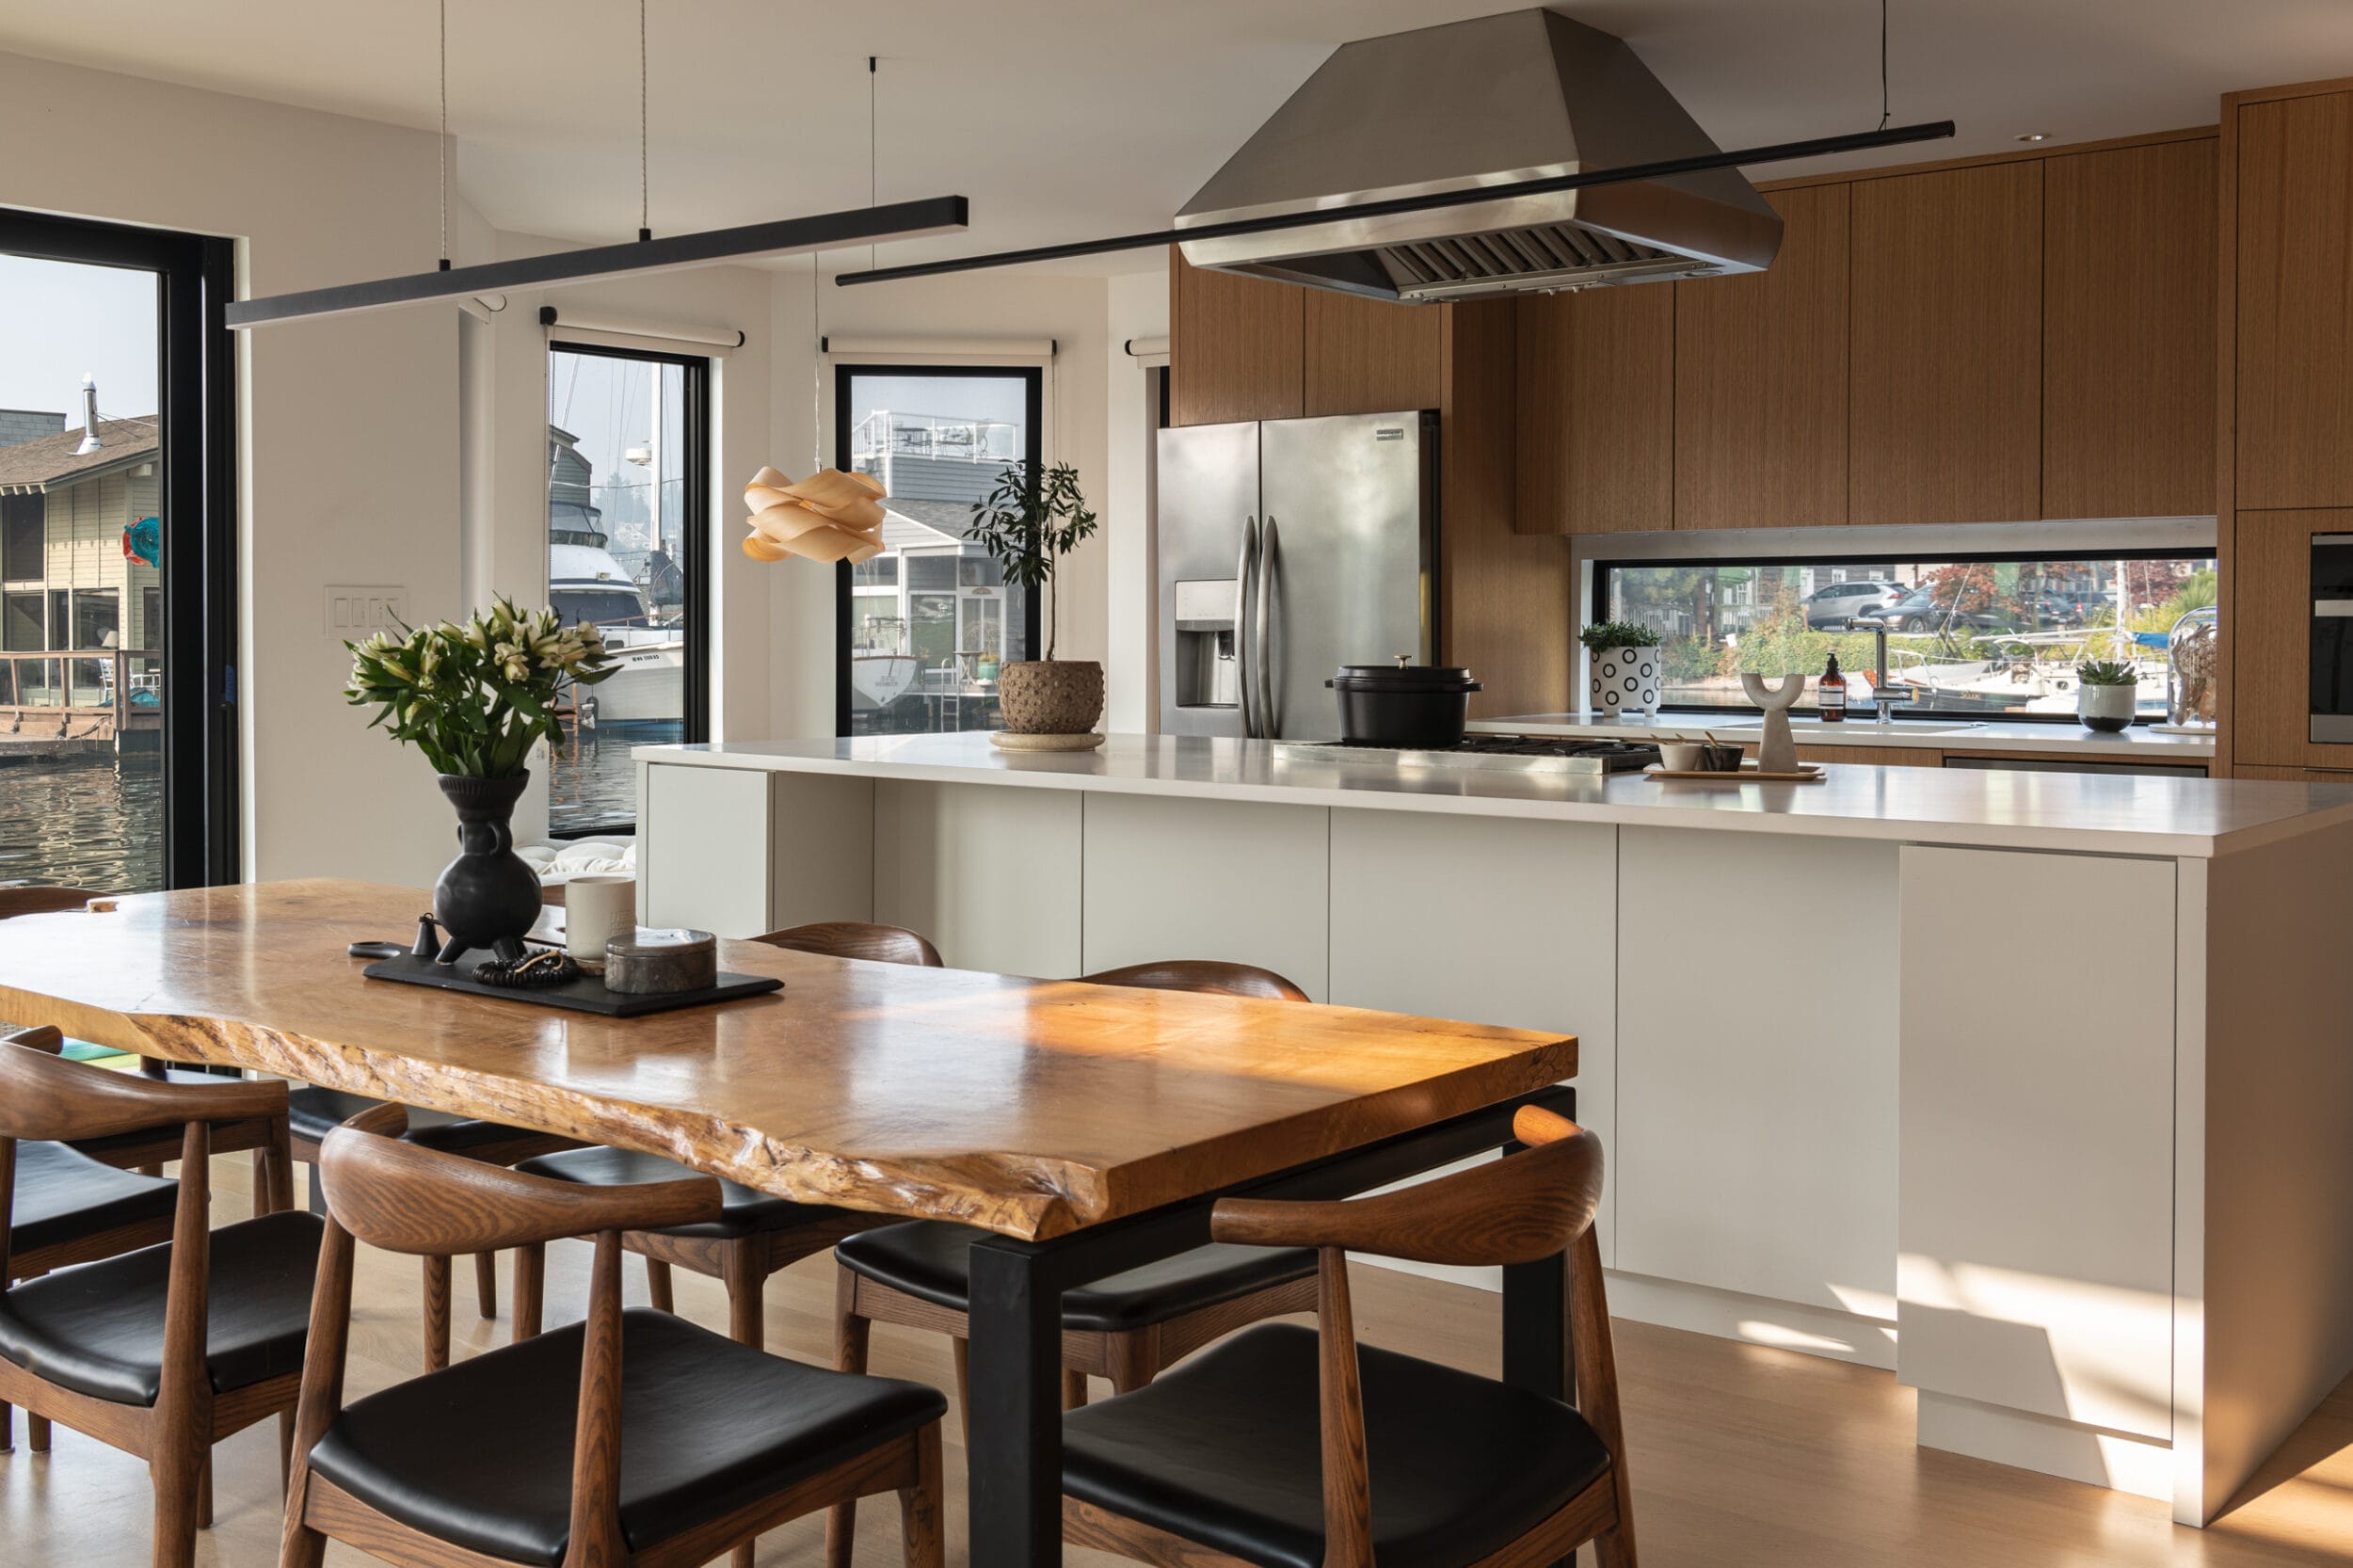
(412, 913), (444, 962)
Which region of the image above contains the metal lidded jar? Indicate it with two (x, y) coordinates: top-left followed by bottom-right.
(1325, 658), (1484, 748)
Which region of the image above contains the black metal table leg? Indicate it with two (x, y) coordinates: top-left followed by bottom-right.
(968, 1235), (1064, 1568)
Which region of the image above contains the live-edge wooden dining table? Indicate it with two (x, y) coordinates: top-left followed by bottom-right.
(0, 880), (1580, 1567)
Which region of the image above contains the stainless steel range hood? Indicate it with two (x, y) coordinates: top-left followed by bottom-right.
(1176, 8), (1782, 303)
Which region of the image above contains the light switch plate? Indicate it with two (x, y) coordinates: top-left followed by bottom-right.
(325, 585), (408, 638)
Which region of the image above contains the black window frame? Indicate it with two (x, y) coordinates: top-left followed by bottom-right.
(831, 362), (1045, 735)
(544, 339), (713, 838)
(1593, 543), (2217, 726)
(0, 205), (238, 887)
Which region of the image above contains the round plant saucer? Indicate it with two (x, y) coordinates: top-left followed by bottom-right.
(990, 730), (1106, 752)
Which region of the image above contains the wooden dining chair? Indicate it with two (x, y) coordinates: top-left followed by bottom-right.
(1059, 1104), (1637, 1568)
(824, 958), (1321, 1568)
(512, 918), (937, 1568)
(0, 1031), (325, 1568)
(281, 1106), (948, 1568)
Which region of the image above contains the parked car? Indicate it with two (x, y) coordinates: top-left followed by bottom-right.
(1801, 580), (1910, 630)
(1861, 588), (2021, 634)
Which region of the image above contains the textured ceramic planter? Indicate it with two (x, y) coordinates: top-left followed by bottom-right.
(999, 660), (1104, 735)
(432, 771), (542, 963)
(1591, 646), (1663, 721)
(2078, 681), (2137, 733)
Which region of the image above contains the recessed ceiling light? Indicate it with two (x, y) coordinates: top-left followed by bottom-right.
(2016, 132), (2049, 142)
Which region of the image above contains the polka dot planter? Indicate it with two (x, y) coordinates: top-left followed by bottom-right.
(1591, 645), (1663, 721)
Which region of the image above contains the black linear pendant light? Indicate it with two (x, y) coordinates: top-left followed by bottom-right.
(226, 2), (968, 329)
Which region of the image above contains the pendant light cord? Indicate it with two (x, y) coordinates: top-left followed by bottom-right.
(870, 56), (879, 271)
(438, 0), (450, 269)
(639, 0), (651, 241)
(1878, 0), (1890, 131)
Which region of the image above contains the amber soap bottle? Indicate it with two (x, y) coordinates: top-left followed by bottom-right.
(1818, 653), (1848, 722)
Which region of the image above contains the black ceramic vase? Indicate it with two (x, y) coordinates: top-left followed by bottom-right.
(431, 772), (541, 965)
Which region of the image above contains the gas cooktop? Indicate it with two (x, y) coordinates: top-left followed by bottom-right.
(1271, 735), (1662, 776)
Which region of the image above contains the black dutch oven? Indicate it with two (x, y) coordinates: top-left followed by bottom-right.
(1326, 659), (1484, 748)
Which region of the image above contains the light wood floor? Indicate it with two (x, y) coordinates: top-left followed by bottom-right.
(9, 1156), (2353, 1566)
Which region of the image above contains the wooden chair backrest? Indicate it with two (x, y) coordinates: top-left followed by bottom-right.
(0, 885), (103, 920)
(1080, 959), (1311, 1003)
(754, 920), (944, 968)
(1209, 1106), (1628, 1568)
(0, 1031), (258, 1415)
(296, 1121), (728, 1563)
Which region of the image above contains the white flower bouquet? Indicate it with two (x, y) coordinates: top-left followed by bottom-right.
(343, 597), (616, 778)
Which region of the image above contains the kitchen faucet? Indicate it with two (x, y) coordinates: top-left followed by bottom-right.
(1846, 616), (1908, 723)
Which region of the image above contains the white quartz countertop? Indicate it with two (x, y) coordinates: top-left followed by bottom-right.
(1475, 712), (2217, 760)
(638, 732), (2351, 858)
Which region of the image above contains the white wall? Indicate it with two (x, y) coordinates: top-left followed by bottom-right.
(0, 51), (459, 886)
(1105, 268), (1168, 733)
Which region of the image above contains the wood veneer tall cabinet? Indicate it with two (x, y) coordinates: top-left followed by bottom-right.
(1515, 283), (1675, 535)
(1849, 162), (2045, 525)
(2042, 135), (2218, 519)
(1673, 184), (1850, 530)
(2218, 78), (2353, 778)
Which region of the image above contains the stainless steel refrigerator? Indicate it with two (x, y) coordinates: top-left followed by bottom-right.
(1156, 409), (1437, 740)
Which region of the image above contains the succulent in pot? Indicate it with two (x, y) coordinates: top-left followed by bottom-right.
(1580, 620), (1663, 721)
(2074, 659), (2140, 733)
(968, 459), (1103, 738)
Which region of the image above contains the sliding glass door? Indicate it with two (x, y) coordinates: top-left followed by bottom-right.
(0, 208), (234, 891)
(544, 341), (710, 837)
(833, 364), (1043, 736)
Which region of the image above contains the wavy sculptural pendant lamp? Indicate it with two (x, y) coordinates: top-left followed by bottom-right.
(740, 466), (889, 564)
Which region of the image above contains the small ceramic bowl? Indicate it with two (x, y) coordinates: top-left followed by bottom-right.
(1700, 744), (1745, 772)
(1657, 741), (1705, 772)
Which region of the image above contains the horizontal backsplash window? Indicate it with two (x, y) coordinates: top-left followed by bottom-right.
(1599, 552), (2217, 718)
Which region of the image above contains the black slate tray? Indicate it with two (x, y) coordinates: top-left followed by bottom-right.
(362, 952), (782, 1017)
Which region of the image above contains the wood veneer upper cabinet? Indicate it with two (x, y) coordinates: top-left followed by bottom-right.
(1515, 284), (1674, 535)
(2230, 508), (2353, 770)
(1304, 290), (1445, 416)
(1674, 184), (1850, 530)
(1168, 248), (1304, 426)
(1849, 163), (2043, 525)
(2235, 92), (2353, 508)
(2042, 137), (2218, 519)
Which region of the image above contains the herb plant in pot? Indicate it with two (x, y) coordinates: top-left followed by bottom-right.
(968, 459), (1102, 746)
(344, 599), (616, 963)
(2075, 659), (2139, 733)
(1581, 620), (1664, 722)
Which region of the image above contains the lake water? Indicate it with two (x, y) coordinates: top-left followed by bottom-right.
(548, 718), (678, 839)
(0, 754), (164, 893)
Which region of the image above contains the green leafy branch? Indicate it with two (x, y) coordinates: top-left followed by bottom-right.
(967, 459), (1098, 661)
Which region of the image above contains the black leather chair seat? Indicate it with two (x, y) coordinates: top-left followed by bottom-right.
(0, 1209), (324, 1406)
(1061, 1323), (1612, 1568)
(836, 1220), (1317, 1333)
(10, 1140), (178, 1257)
(286, 1085), (525, 1156)
(308, 1307), (945, 1567)
(514, 1146), (846, 1240)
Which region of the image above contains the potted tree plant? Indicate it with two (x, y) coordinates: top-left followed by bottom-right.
(344, 598), (616, 962)
(1580, 619), (1664, 721)
(968, 458), (1102, 745)
(2074, 658), (2139, 733)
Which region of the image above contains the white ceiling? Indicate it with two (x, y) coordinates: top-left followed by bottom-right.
(7, 1), (2353, 276)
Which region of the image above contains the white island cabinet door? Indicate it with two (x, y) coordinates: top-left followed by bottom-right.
(1614, 827), (1901, 1364)
(641, 763), (775, 936)
(1328, 809), (1617, 1265)
(875, 779), (1081, 977)
(1080, 792), (1329, 1000)
(1898, 845), (2176, 1455)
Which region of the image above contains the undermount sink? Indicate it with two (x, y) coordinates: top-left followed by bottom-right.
(1711, 719), (1986, 737)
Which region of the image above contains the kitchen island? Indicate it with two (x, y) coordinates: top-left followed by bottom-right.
(634, 731), (2353, 1527)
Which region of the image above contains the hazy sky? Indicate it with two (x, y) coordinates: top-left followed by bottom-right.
(0, 255), (158, 420)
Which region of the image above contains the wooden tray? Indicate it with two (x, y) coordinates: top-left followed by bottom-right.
(1644, 763), (1825, 783)
(362, 952), (782, 1016)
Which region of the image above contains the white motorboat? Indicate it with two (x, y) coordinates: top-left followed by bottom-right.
(851, 650), (920, 712)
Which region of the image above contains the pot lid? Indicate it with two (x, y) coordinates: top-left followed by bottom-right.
(1329, 658), (1481, 692)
